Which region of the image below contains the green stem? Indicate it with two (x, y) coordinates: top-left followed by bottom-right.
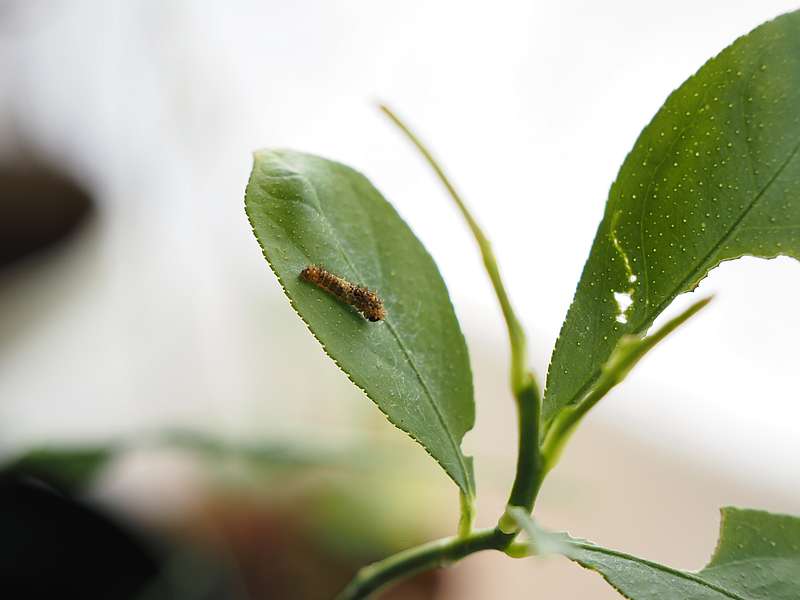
(380, 101), (545, 523)
(505, 541), (535, 559)
(333, 365), (544, 600)
(498, 374), (543, 533)
(335, 528), (509, 600)
(379, 104), (532, 396)
(457, 490), (475, 537)
(338, 110), (714, 600)
(335, 105), (547, 599)
(540, 296), (712, 473)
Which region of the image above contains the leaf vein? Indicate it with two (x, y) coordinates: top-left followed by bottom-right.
(295, 171), (473, 494)
(643, 133), (800, 325)
(572, 543), (749, 600)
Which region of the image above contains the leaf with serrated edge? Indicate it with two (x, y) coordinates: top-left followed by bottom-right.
(544, 10), (800, 424)
(245, 149), (475, 497)
(547, 507), (800, 600)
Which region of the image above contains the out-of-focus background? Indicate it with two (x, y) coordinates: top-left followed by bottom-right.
(1, 1), (798, 598)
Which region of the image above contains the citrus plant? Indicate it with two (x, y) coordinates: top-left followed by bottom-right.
(245, 11), (800, 599)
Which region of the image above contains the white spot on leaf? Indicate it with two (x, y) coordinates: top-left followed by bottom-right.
(614, 291), (633, 323)
(609, 211), (638, 325)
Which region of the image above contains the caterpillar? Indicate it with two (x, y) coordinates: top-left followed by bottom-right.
(300, 265), (386, 322)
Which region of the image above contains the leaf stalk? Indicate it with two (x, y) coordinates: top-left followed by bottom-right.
(540, 296), (712, 473)
(379, 104), (532, 396)
(335, 527), (510, 600)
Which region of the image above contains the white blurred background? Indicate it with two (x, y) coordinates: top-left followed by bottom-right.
(1, 1), (798, 598)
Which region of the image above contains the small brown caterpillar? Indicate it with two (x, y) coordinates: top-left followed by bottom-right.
(300, 265), (386, 322)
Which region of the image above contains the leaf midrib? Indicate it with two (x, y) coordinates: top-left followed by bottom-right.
(324, 220), (473, 496)
(642, 134), (800, 324)
(572, 542), (749, 600)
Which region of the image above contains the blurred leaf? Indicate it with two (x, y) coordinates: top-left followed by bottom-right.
(161, 429), (348, 470)
(245, 150), (475, 497)
(544, 10), (800, 424)
(3, 446), (116, 491)
(1, 430), (393, 493)
(516, 507), (800, 599)
(0, 474), (161, 598)
(0, 473), (235, 600)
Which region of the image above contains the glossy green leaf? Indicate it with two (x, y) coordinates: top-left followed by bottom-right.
(544, 11), (800, 423)
(525, 507), (800, 600)
(245, 149), (475, 497)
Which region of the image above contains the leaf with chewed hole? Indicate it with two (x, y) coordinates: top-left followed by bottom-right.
(245, 150), (475, 498)
(545, 11), (800, 425)
(514, 507), (800, 600)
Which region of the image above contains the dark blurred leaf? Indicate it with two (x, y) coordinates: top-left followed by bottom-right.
(0, 473), (160, 599)
(0, 161), (93, 269)
(0, 466), (238, 599)
(3, 446), (116, 491)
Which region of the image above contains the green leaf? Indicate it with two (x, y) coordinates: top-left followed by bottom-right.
(3, 446), (116, 491)
(245, 149), (475, 497)
(544, 10), (800, 424)
(536, 507), (800, 599)
(160, 429), (359, 470)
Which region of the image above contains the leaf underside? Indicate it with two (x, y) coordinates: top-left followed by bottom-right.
(564, 507), (800, 600)
(544, 10), (800, 424)
(245, 150), (475, 497)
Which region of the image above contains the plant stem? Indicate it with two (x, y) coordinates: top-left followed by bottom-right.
(335, 372), (545, 599)
(540, 296), (712, 473)
(498, 373), (543, 533)
(379, 103), (533, 396)
(334, 528), (509, 600)
(457, 490), (475, 537)
(331, 107), (549, 599)
(380, 100), (545, 519)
